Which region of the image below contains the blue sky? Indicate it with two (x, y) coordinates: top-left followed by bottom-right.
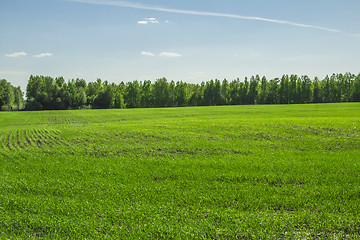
(1, 0), (360, 90)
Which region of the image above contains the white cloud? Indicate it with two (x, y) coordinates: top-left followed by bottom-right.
(33, 53), (53, 58)
(70, 0), (346, 34)
(145, 18), (159, 24)
(159, 52), (182, 57)
(141, 51), (156, 56)
(138, 17), (159, 24)
(141, 51), (182, 57)
(5, 51), (27, 57)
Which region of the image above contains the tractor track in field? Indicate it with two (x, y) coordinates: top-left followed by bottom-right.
(8, 132), (19, 151)
(35, 130), (50, 146)
(27, 131), (37, 147)
(6, 134), (11, 150)
(24, 131), (32, 146)
(16, 131), (23, 148)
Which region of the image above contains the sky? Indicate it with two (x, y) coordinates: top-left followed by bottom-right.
(1, 0), (360, 91)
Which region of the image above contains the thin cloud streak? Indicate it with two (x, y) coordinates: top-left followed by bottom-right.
(5, 51), (27, 57)
(159, 52), (182, 57)
(141, 51), (156, 56)
(69, 0), (344, 33)
(141, 51), (182, 57)
(33, 53), (53, 58)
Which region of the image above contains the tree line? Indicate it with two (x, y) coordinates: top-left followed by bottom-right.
(1, 73), (360, 111)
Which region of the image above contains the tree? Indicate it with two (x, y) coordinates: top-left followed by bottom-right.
(188, 83), (203, 106)
(241, 78), (249, 104)
(289, 75), (297, 104)
(175, 81), (187, 107)
(75, 87), (87, 108)
(248, 76), (259, 104)
(140, 80), (153, 108)
(267, 78), (279, 104)
(279, 75), (289, 104)
(153, 78), (170, 107)
(0, 79), (10, 109)
(63, 81), (77, 109)
(301, 75), (312, 103)
(340, 73), (352, 102)
(26, 75), (44, 110)
(221, 79), (229, 105)
(259, 76), (268, 104)
(352, 74), (360, 102)
(203, 80), (215, 105)
(86, 79), (102, 107)
(0, 79), (25, 111)
(229, 79), (240, 105)
(312, 77), (321, 103)
(330, 74), (341, 102)
(124, 81), (140, 108)
(13, 87), (24, 110)
(112, 84), (126, 109)
(295, 77), (303, 104)
(94, 85), (113, 109)
(52, 77), (66, 109)
(321, 75), (331, 103)
(214, 79), (222, 105)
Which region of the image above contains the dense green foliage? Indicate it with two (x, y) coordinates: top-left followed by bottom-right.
(0, 79), (24, 111)
(0, 103), (359, 238)
(25, 76), (125, 110)
(1, 73), (360, 111)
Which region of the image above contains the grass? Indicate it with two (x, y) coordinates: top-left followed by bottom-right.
(0, 103), (360, 239)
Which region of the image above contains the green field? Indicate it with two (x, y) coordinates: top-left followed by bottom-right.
(1, 103), (360, 239)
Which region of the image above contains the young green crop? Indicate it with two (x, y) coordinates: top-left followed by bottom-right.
(0, 103), (359, 239)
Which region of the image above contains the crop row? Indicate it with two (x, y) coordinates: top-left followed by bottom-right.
(25, 115), (88, 126)
(0, 130), (68, 151)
